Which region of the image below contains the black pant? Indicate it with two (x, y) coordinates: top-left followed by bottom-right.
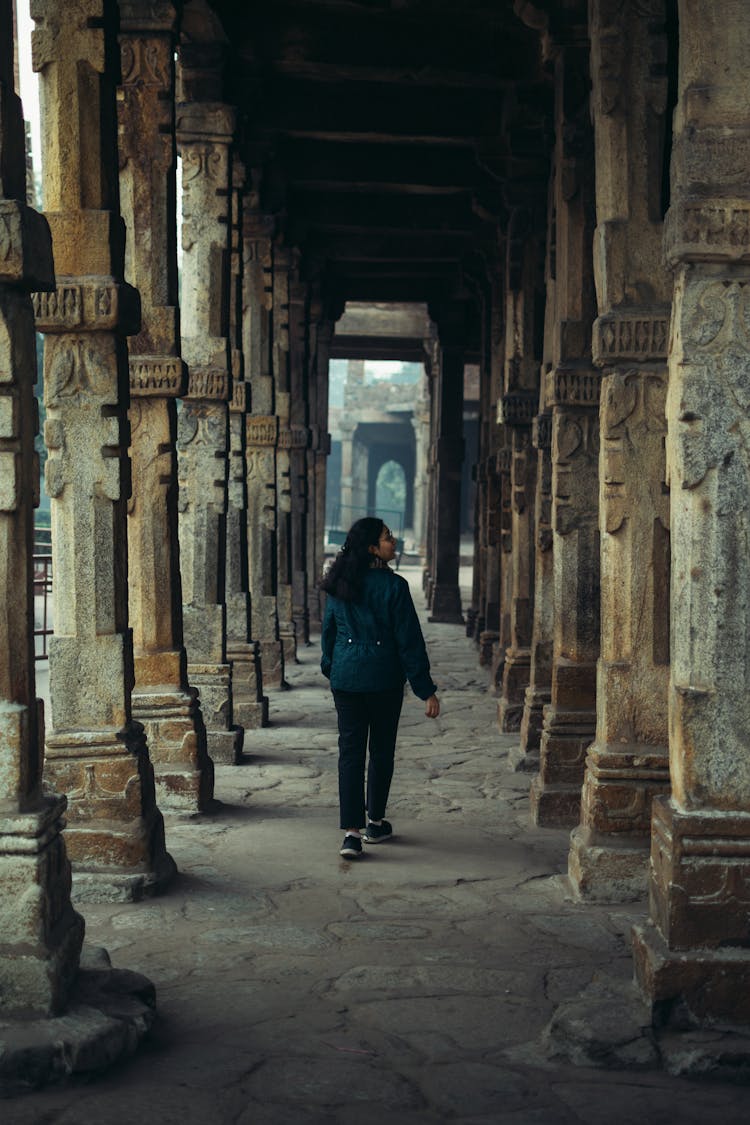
(333, 687), (404, 829)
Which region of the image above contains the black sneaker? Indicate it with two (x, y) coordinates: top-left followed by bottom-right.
(364, 819), (393, 844)
(340, 834), (363, 858)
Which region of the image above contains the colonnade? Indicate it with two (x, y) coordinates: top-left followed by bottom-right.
(3, 0), (750, 1059)
(470, 0), (750, 1024)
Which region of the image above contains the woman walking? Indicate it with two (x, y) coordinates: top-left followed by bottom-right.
(321, 517), (440, 858)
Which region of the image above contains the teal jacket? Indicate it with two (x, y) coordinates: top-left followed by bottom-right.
(321, 568), (437, 699)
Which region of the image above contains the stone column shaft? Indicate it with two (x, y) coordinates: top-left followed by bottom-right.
(633, 0), (750, 1023)
(32, 0), (174, 898)
(0, 0), (84, 1010)
(498, 416), (537, 729)
(118, 1), (213, 810)
(176, 98), (241, 763)
(272, 247), (296, 664)
(569, 0), (673, 901)
(225, 164), (268, 730)
(242, 209), (285, 687)
(530, 41), (600, 828)
(515, 411), (554, 770)
(428, 341), (465, 624)
(288, 265), (310, 647)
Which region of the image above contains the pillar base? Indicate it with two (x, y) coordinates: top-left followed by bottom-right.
(131, 686), (214, 813)
(428, 583), (464, 624)
(45, 725), (176, 902)
(464, 606), (478, 637)
(259, 639), (286, 688)
(0, 797), (85, 1018)
(227, 640), (270, 729)
(498, 648), (531, 732)
(529, 777), (581, 827)
(0, 948), (156, 1094)
(279, 624), (297, 666)
(478, 629), (497, 667)
(568, 825), (649, 903)
(204, 726), (243, 766)
(234, 697), (269, 730)
(188, 663), (243, 763)
(633, 921), (750, 1027)
(513, 685), (550, 770)
(71, 849), (177, 905)
(529, 705), (595, 826)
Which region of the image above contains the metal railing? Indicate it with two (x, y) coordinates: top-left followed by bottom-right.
(33, 553), (53, 660)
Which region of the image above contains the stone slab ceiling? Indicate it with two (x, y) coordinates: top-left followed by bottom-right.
(207, 0), (550, 306)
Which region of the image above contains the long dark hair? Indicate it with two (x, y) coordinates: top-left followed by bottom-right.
(320, 516), (384, 602)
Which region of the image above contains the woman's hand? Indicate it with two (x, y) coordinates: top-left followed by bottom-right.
(424, 694), (440, 718)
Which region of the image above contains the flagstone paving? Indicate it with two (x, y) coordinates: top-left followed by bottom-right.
(4, 567), (749, 1122)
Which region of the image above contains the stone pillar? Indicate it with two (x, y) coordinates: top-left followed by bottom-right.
(0, 0), (84, 1011)
(411, 388), (430, 556)
(176, 95), (241, 764)
(428, 336), (465, 624)
(242, 207), (285, 687)
(498, 404), (537, 728)
(225, 162), (268, 730)
(489, 444), (512, 694)
(308, 314), (332, 626)
(513, 411), (553, 770)
(516, 166), (558, 771)
(288, 261), (310, 647)
(633, 0), (750, 1023)
(529, 41), (600, 827)
(497, 210), (542, 728)
(117, 0), (214, 811)
(32, 0), (175, 898)
(569, 0), (672, 900)
(272, 246), (296, 664)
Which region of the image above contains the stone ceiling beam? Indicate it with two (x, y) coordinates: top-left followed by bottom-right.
(244, 78), (511, 144)
(329, 335), (429, 362)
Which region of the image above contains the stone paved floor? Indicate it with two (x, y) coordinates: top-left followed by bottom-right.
(5, 567), (750, 1123)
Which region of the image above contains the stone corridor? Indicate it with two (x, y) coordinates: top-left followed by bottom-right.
(4, 568), (749, 1123)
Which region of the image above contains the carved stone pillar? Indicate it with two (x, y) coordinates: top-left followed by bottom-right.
(498, 399), (537, 729)
(242, 208), (285, 687)
(118, 1), (214, 810)
(411, 390), (430, 556)
(308, 315), (332, 627)
(529, 41), (600, 827)
(428, 340), (465, 624)
(0, 1), (84, 1012)
(489, 445), (512, 694)
(225, 162), (268, 730)
(272, 247), (296, 664)
(176, 97), (241, 764)
(422, 332), (439, 602)
(32, 0), (174, 897)
(632, 0), (750, 1022)
(476, 460), (498, 663)
(288, 263), (310, 647)
(569, 0), (672, 900)
(497, 208), (543, 730)
(513, 412), (553, 770)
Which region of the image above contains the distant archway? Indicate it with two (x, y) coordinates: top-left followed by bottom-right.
(374, 460), (407, 529)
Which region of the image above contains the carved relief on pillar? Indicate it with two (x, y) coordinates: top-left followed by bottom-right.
(514, 410), (554, 770)
(499, 425), (537, 732)
(246, 414), (285, 688)
(0, 60), (85, 1010)
(530, 372), (600, 827)
(570, 365), (670, 898)
(488, 445), (512, 693)
(177, 398), (240, 763)
(32, 0), (175, 897)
